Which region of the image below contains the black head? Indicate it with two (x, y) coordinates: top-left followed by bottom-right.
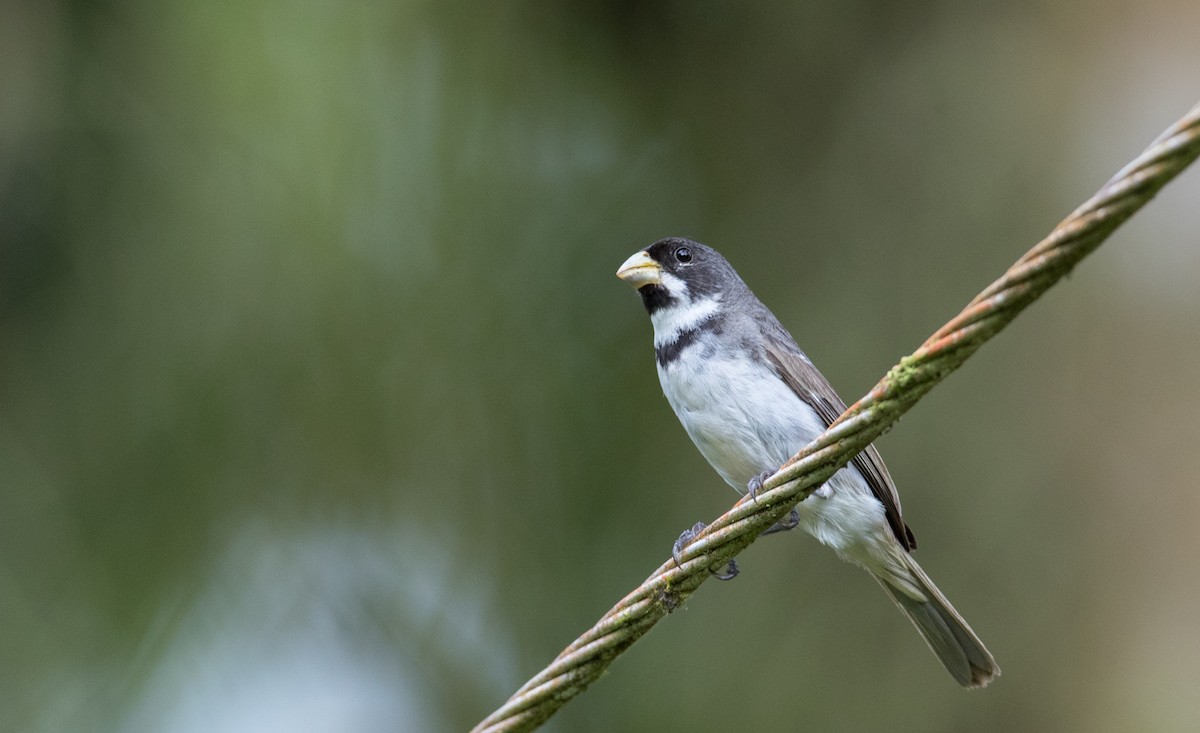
(616, 237), (745, 314)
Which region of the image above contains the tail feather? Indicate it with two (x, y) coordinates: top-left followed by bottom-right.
(876, 555), (999, 688)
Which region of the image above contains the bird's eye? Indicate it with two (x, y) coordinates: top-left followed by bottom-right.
(674, 247), (692, 263)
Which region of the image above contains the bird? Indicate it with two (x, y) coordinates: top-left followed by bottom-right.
(616, 236), (998, 688)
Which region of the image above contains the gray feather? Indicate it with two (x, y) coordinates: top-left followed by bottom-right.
(876, 555), (999, 688)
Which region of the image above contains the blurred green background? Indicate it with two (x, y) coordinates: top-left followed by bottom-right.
(3, 1), (1200, 731)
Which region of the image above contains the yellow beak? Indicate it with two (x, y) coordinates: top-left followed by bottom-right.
(616, 250), (662, 288)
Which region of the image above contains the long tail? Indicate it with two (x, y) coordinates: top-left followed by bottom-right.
(875, 554), (999, 688)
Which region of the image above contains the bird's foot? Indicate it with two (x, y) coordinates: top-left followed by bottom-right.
(760, 508), (800, 536)
(746, 468), (776, 502)
(672, 521), (738, 580)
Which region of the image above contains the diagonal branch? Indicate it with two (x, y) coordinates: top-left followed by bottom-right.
(473, 101), (1200, 733)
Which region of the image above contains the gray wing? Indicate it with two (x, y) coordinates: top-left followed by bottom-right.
(763, 338), (917, 551)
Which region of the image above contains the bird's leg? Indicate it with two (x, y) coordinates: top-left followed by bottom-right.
(672, 521), (738, 580)
(747, 467), (801, 535)
(669, 465), (799, 581)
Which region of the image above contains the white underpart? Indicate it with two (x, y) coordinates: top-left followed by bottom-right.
(650, 293), (911, 585)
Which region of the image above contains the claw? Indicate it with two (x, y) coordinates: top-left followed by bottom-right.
(746, 468), (775, 503)
(711, 558), (738, 580)
(671, 521), (739, 580)
(761, 508), (800, 536)
(672, 521), (708, 569)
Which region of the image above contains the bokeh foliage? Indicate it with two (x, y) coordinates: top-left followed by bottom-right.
(2, 2), (1200, 731)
